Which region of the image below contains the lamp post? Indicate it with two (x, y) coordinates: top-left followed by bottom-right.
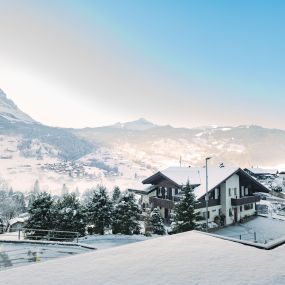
(205, 157), (212, 232)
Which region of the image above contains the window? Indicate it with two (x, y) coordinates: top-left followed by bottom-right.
(202, 211), (210, 219)
(244, 203), (253, 211)
(229, 208), (233, 216)
(228, 188), (232, 196)
(240, 206), (243, 212)
(234, 188), (237, 196)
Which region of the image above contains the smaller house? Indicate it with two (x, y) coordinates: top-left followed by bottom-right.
(7, 213), (29, 232)
(244, 168), (278, 180)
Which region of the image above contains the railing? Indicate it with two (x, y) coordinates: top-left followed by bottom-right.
(195, 199), (221, 209)
(149, 197), (175, 209)
(226, 231), (263, 243)
(0, 227), (80, 243)
(231, 195), (260, 206)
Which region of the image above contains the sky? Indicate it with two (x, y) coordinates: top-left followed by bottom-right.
(0, 0), (284, 129)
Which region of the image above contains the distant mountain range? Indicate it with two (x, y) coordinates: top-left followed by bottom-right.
(0, 88), (285, 193)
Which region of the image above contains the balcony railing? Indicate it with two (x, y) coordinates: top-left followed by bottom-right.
(149, 197), (175, 209)
(231, 195), (260, 206)
(195, 199), (221, 209)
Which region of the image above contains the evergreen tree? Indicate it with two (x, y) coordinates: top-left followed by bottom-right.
(112, 186), (121, 202)
(74, 187), (80, 198)
(85, 186), (113, 235)
(150, 208), (165, 235)
(28, 180), (41, 208)
(61, 184), (69, 196)
(173, 181), (197, 233)
(54, 193), (86, 236)
(25, 192), (54, 230)
(112, 193), (141, 235)
(33, 180), (40, 194)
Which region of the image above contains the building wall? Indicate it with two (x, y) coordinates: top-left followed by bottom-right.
(240, 203), (256, 219)
(142, 191), (156, 208)
(195, 205), (222, 223)
(222, 174), (240, 225)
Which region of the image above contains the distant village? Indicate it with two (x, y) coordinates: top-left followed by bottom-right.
(40, 161), (120, 180)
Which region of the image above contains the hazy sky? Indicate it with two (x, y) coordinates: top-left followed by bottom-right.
(0, 0), (284, 129)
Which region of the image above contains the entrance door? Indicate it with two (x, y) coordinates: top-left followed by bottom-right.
(165, 208), (169, 220)
(234, 208), (238, 223)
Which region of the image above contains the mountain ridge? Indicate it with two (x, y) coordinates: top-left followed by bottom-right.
(0, 89), (285, 193)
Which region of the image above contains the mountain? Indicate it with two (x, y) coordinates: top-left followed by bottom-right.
(112, 118), (157, 131)
(0, 89), (93, 161)
(0, 88), (285, 193)
(74, 124), (285, 169)
(0, 89), (35, 124)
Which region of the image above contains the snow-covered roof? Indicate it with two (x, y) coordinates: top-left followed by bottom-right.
(245, 168), (278, 175)
(1, 231), (285, 285)
(8, 214), (29, 226)
(128, 184), (156, 195)
(161, 166), (239, 198)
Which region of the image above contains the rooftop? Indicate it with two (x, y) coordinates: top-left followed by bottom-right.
(1, 231), (284, 285)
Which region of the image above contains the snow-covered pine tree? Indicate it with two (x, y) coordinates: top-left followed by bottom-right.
(28, 179), (41, 208)
(33, 179), (40, 194)
(150, 208), (165, 235)
(85, 186), (113, 235)
(54, 193), (86, 236)
(61, 184), (69, 196)
(112, 192), (141, 235)
(112, 186), (121, 202)
(25, 192), (54, 231)
(173, 180), (197, 233)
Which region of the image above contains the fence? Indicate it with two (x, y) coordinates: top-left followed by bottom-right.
(0, 226), (79, 243)
(227, 232), (259, 243)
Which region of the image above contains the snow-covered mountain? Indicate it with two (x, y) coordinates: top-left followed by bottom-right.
(0, 89), (35, 124)
(1, 88), (285, 193)
(112, 118), (157, 131)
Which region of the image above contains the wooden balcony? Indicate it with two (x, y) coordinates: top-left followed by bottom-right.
(195, 199), (221, 209)
(231, 195), (260, 206)
(149, 197), (175, 209)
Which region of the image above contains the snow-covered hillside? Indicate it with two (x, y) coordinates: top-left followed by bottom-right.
(0, 88), (285, 194)
(0, 89), (35, 124)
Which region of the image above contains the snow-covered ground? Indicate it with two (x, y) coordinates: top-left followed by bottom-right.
(214, 216), (285, 243)
(78, 234), (153, 250)
(1, 231), (285, 285)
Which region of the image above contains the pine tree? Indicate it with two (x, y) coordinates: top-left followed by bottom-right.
(28, 179), (41, 208)
(150, 208), (165, 235)
(33, 180), (40, 194)
(112, 186), (121, 202)
(54, 193), (86, 236)
(112, 193), (141, 235)
(85, 186), (113, 235)
(61, 184), (69, 196)
(173, 181), (197, 233)
(25, 192), (55, 231)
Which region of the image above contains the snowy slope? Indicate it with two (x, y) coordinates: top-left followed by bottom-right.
(0, 89), (35, 124)
(1, 231), (285, 285)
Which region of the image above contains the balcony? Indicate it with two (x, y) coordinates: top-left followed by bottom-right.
(231, 195), (260, 206)
(149, 197), (175, 209)
(195, 199), (221, 209)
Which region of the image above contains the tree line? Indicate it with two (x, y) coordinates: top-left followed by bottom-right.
(25, 181), (198, 237)
(25, 186), (143, 236)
